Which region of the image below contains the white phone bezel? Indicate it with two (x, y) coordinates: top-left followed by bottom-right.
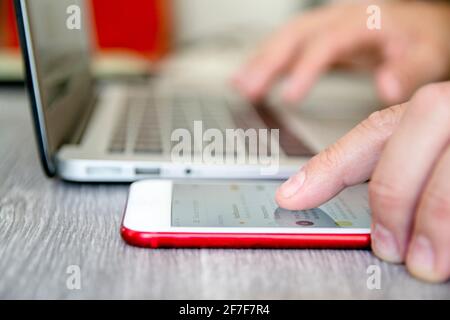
(122, 180), (371, 235)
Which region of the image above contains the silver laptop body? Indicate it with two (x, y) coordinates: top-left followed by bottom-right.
(15, 0), (320, 182)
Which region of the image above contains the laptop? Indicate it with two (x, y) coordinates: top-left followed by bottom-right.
(14, 0), (323, 182)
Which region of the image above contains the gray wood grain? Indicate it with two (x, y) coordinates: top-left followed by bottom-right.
(0, 87), (449, 299)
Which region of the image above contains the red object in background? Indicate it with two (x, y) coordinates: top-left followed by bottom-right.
(90, 0), (172, 60)
(3, 0), (171, 59)
(5, 0), (19, 48)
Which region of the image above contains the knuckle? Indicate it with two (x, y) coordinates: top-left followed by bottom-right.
(420, 188), (450, 222)
(369, 179), (410, 213)
(412, 83), (450, 114)
(315, 142), (345, 170)
(359, 105), (404, 140)
(365, 107), (401, 128)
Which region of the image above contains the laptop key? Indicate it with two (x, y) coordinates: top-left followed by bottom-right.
(109, 144), (126, 153)
(134, 145), (163, 154)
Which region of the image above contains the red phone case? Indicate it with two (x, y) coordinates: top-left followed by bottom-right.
(121, 226), (371, 249)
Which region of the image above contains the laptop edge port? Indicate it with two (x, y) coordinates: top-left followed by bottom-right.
(134, 167), (161, 176)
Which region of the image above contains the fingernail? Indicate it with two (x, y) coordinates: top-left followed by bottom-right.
(282, 79), (297, 103)
(279, 170), (306, 198)
(381, 72), (402, 103)
(232, 72), (244, 86)
(372, 223), (402, 263)
(246, 72), (266, 92)
(407, 235), (436, 281)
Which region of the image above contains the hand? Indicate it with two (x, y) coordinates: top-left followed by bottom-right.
(276, 82), (450, 283)
(233, 1), (450, 105)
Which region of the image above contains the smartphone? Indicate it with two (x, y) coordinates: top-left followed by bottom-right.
(121, 180), (371, 249)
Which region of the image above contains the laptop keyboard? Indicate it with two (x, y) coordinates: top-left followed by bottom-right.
(134, 98), (163, 154)
(169, 95), (236, 155)
(108, 90), (315, 157)
(109, 95), (163, 154)
(108, 92), (238, 156)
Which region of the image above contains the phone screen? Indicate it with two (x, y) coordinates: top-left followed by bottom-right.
(171, 182), (371, 229)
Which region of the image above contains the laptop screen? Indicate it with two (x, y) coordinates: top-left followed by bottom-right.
(16, 0), (94, 175)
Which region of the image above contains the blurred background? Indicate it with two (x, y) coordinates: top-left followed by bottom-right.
(0, 0), (312, 82)
(0, 0), (379, 144)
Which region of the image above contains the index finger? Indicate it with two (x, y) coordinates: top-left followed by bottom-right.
(276, 104), (405, 210)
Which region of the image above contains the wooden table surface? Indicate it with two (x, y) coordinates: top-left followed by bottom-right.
(0, 87), (448, 300)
